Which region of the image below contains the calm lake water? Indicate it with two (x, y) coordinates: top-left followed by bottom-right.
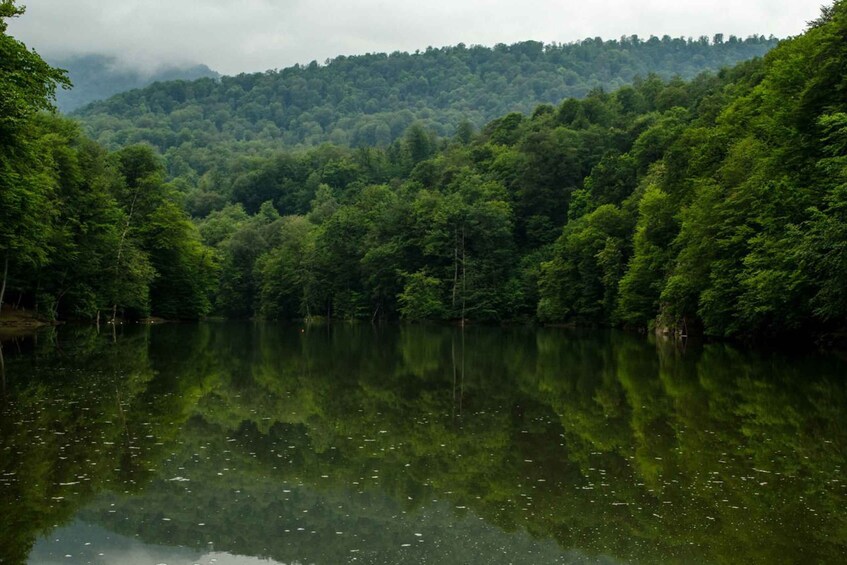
(1, 323), (845, 564)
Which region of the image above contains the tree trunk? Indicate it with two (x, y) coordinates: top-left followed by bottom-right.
(459, 325), (465, 415)
(451, 335), (457, 421)
(452, 226), (459, 308)
(0, 340), (5, 395)
(460, 226), (466, 326)
(112, 188), (141, 324)
(52, 289), (66, 321)
(0, 255), (8, 317)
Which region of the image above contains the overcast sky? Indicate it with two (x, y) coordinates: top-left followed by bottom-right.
(8, 0), (827, 75)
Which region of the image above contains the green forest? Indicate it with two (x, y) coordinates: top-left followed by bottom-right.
(1, 0), (846, 341)
(74, 33), (776, 165)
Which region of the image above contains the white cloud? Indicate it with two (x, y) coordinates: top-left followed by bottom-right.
(8, 0), (826, 74)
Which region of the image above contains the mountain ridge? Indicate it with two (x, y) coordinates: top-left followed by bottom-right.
(72, 35), (779, 175)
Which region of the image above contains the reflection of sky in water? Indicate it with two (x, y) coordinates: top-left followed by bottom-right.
(30, 522), (288, 565)
(30, 510), (619, 565)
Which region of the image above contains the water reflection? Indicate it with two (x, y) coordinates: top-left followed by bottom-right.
(1, 323), (845, 564)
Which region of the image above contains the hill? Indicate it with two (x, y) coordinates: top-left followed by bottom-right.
(48, 54), (219, 113)
(4, 0), (846, 340)
(183, 3), (846, 339)
(74, 36), (777, 175)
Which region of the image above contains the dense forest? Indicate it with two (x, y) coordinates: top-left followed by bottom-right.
(74, 35), (778, 173)
(0, 2), (215, 321)
(1, 0), (846, 341)
(48, 54), (219, 113)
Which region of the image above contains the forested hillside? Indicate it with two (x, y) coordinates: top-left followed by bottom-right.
(74, 35), (777, 175)
(187, 1), (846, 340)
(2, 0), (845, 342)
(49, 54), (219, 113)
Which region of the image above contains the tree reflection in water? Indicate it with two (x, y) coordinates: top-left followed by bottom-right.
(1, 323), (845, 564)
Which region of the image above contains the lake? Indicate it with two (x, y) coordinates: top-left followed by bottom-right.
(1, 323), (845, 564)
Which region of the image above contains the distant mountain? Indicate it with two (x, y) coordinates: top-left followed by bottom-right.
(74, 36), (779, 175)
(48, 54), (219, 112)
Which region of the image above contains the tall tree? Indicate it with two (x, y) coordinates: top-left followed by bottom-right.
(0, 0), (69, 313)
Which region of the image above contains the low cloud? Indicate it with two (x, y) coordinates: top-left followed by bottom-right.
(8, 0), (825, 75)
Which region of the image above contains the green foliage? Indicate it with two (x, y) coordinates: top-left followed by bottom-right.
(4, 1), (847, 339)
(398, 271), (445, 320)
(801, 185), (847, 322)
(257, 216), (318, 319)
(210, 203), (279, 318)
(0, 117), (216, 320)
(584, 152), (639, 206)
(0, 0), (70, 312)
(141, 200), (217, 319)
(0, 1), (69, 137)
(0, 6), (215, 320)
(538, 204), (633, 322)
(74, 36), (778, 178)
(616, 182), (676, 327)
(649, 1), (847, 337)
(187, 5), (847, 338)
(537, 1), (847, 338)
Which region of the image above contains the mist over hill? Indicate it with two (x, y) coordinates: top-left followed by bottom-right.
(48, 54), (219, 112)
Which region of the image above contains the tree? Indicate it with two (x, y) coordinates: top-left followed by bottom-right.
(0, 0), (69, 313)
(398, 271), (445, 321)
(404, 123), (436, 165)
(258, 216), (317, 319)
(616, 183), (676, 327)
(538, 204), (633, 323)
(141, 201), (217, 319)
(0, 1), (68, 136)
